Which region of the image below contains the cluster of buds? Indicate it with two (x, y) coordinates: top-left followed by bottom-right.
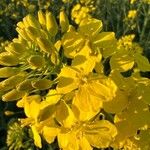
(0, 10), (69, 101)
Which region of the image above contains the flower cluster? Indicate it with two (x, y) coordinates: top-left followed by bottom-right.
(71, 0), (95, 24)
(1, 10), (150, 150)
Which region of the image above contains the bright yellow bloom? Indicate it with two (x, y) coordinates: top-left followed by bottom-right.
(127, 10), (137, 19)
(57, 46), (117, 120)
(71, 4), (91, 24)
(62, 18), (116, 58)
(42, 101), (117, 149)
(110, 34), (150, 72)
(130, 0), (137, 4)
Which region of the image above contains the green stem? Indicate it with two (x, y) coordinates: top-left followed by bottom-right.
(140, 4), (150, 42)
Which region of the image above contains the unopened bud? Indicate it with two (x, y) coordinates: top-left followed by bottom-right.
(0, 67), (20, 78)
(51, 51), (59, 65)
(17, 79), (34, 91)
(46, 11), (58, 37)
(17, 21), (25, 29)
(37, 37), (56, 53)
(60, 10), (69, 33)
(38, 10), (46, 29)
(32, 79), (52, 90)
(0, 52), (19, 66)
(16, 27), (31, 41)
(5, 42), (26, 56)
(2, 73), (26, 88)
(26, 26), (40, 41)
(4, 110), (15, 116)
(23, 17), (30, 28)
(26, 14), (41, 29)
(28, 55), (45, 68)
(2, 89), (25, 101)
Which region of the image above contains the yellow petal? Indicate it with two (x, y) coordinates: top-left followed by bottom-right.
(60, 10), (69, 33)
(72, 45), (101, 74)
(31, 126), (42, 148)
(73, 85), (102, 121)
(42, 126), (60, 144)
(24, 95), (41, 118)
(84, 120), (117, 148)
(62, 31), (85, 58)
(58, 131), (79, 149)
(103, 90), (128, 114)
(134, 53), (150, 71)
(79, 18), (103, 37)
(57, 67), (79, 94)
(46, 89), (61, 105)
(79, 137), (92, 150)
(56, 101), (76, 128)
(110, 52), (134, 72)
(88, 78), (117, 102)
(92, 32), (117, 57)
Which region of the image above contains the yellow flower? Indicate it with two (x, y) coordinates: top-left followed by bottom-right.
(71, 4), (91, 24)
(62, 18), (116, 58)
(127, 10), (137, 19)
(110, 34), (150, 72)
(42, 101), (117, 149)
(57, 46), (117, 120)
(18, 92), (62, 148)
(130, 0), (137, 4)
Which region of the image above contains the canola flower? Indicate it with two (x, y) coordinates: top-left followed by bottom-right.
(127, 10), (137, 19)
(130, 0), (137, 4)
(0, 9), (150, 150)
(71, 1), (95, 24)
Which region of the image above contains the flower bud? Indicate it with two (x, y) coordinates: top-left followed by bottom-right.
(2, 73), (26, 88)
(32, 79), (52, 90)
(2, 89), (25, 101)
(0, 52), (19, 66)
(37, 37), (56, 53)
(60, 10), (69, 33)
(23, 17), (30, 28)
(16, 27), (31, 41)
(0, 67), (20, 78)
(0, 83), (12, 92)
(26, 26), (40, 41)
(17, 21), (25, 29)
(46, 11), (58, 37)
(17, 79), (34, 91)
(4, 110), (15, 116)
(5, 42), (26, 56)
(51, 51), (60, 65)
(28, 55), (45, 68)
(26, 14), (41, 29)
(38, 10), (46, 29)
